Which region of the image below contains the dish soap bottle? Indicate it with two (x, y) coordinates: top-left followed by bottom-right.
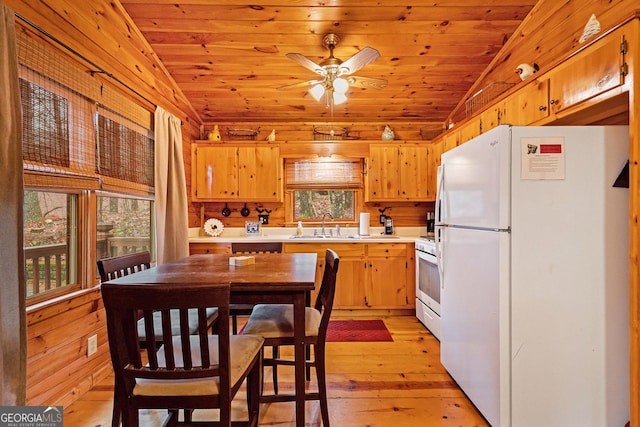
(296, 221), (303, 236)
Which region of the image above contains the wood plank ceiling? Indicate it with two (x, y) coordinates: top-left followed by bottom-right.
(120, 0), (537, 124)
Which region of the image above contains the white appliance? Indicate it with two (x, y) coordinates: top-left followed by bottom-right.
(415, 236), (440, 340)
(436, 125), (629, 427)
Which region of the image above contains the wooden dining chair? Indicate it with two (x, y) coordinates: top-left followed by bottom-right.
(229, 242), (283, 334)
(101, 281), (264, 427)
(98, 251), (219, 427)
(241, 249), (339, 427)
(97, 252), (219, 342)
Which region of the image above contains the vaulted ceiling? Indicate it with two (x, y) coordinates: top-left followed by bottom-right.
(120, 0), (538, 123)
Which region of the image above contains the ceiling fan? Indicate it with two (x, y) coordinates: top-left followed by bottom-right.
(278, 33), (388, 111)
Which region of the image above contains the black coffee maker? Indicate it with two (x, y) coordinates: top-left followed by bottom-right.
(384, 216), (394, 235)
(426, 212), (435, 233)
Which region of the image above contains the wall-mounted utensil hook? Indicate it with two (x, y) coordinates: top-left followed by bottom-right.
(378, 207), (390, 224)
(256, 208), (272, 224)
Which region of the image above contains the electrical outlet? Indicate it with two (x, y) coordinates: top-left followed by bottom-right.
(87, 334), (98, 357)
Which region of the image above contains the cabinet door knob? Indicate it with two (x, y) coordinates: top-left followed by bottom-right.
(539, 106), (547, 111)
(549, 99), (559, 105)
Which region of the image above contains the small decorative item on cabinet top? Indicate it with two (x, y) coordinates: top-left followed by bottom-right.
(420, 127), (441, 140)
(227, 127), (260, 140)
(207, 125), (221, 141)
(313, 125), (348, 141)
(381, 125), (395, 140)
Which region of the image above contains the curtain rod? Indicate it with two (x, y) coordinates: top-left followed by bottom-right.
(15, 13), (157, 110)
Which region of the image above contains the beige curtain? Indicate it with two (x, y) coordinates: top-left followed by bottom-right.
(154, 107), (189, 264)
(0, 3), (26, 405)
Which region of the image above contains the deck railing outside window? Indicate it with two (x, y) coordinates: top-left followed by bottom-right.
(24, 243), (67, 297)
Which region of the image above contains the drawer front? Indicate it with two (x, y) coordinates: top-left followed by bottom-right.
(189, 243), (231, 254)
(367, 243), (408, 257)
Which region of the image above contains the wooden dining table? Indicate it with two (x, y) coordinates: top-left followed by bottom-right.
(104, 252), (318, 427)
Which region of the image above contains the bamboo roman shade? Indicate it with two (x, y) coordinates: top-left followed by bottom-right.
(15, 26), (153, 193)
(285, 159), (363, 189)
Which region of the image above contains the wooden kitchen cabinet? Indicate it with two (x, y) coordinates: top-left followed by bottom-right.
(365, 244), (412, 308)
(191, 143), (281, 202)
(547, 25), (628, 115)
(425, 141), (442, 200)
(502, 78), (550, 125)
(442, 130), (460, 153)
(458, 117), (481, 143)
(283, 243), (365, 305)
(284, 242), (414, 310)
(366, 143), (429, 201)
(479, 101), (503, 133)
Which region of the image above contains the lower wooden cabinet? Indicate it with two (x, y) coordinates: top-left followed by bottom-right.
(283, 242), (415, 310)
(189, 240), (416, 310)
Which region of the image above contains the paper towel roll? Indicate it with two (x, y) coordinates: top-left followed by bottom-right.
(359, 212), (370, 236)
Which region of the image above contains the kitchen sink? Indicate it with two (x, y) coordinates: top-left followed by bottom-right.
(289, 234), (335, 239)
(288, 234), (399, 240)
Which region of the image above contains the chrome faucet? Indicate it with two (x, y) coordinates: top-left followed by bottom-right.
(320, 211), (334, 236)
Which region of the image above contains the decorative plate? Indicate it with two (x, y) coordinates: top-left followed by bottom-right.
(203, 218), (224, 237)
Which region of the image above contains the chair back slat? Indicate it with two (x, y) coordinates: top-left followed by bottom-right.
(97, 251), (151, 282)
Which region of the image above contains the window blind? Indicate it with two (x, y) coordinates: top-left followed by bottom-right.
(285, 159), (363, 189)
(15, 26), (153, 193)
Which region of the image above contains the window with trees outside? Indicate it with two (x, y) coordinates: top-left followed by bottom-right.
(97, 195), (154, 263)
(24, 190), (80, 299)
(18, 25), (154, 304)
(286, 159), (362, 222)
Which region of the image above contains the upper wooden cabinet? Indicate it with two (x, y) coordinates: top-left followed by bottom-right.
(547, 25), (628, 115)
(192, 143), (281, 201)
(366, 143), (429, 201)
(442, 130), (460, 153)
(458, 117), (481, 144)
(426, 141), (443, 200)
(503, 78), (550, 125)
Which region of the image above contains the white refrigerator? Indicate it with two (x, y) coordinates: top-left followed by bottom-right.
(436, 125), (629, 427)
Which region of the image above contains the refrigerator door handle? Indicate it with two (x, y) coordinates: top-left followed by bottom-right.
(435, 165), (444, 225)
(436, 228), (444, 289)
(435, 164), (445, 288)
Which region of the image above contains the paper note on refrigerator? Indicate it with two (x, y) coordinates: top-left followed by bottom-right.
(520, 137), (565, 180)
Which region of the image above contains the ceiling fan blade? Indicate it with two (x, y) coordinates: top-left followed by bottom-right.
(277, 79), (323, 91)
(339, 47), (381, 75)
(347, 75), (388, 90)
(285, 53), (326, 76)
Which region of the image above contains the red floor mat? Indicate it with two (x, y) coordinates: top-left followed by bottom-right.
(326, 319), (393, 342)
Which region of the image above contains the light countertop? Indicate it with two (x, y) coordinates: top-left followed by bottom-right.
(188, 226), (424, 244)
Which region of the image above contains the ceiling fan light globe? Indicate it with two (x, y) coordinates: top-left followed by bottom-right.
(333, 92), (348, 105)
(309, 84), (326, 102)
(333, 77), (349, 93)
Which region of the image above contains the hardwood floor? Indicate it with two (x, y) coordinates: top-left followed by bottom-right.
(63, 316), (489, 426)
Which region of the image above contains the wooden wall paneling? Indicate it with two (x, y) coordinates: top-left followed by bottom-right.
(25, 288), (110, 406)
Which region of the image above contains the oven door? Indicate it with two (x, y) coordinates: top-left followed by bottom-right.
(415, 249), (441, 316)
